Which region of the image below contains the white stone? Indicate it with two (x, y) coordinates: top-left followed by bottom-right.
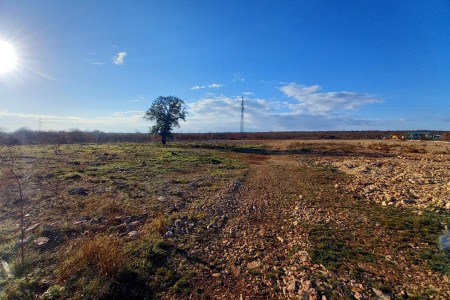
(33, 237), (49, 249)
(127, 231), (140, 240)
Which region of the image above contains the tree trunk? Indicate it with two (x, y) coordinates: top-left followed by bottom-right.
(161, 134), (167, 145)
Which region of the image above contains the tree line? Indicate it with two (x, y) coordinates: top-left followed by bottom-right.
(0, 128), (151, 146)
(2, 128), (434, 146)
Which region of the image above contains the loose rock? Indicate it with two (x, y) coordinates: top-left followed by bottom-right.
(33, 237), (50, 249)
(247, 260), (261, 270)
(127, 231), (140, 240)
(69, 187), (88, 196)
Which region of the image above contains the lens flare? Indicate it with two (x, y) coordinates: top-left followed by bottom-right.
(0, 40), (18, 75)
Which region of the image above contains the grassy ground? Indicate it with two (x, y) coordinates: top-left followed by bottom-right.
(0, 140), (449, 299)
(0, 143), (247, 299)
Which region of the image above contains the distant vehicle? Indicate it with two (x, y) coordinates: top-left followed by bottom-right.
(406, 131), (439, 140)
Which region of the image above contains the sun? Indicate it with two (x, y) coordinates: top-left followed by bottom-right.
(0, 40), (18, 75)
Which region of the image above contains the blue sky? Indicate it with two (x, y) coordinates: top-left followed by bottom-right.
(0, 0), (449, 132)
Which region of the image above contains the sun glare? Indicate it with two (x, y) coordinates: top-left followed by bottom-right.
(0, 40), (18, 75)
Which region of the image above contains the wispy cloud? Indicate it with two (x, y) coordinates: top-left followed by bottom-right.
(85, 53), (105, 65)
(243, 92), (254, 95)
(0, 110), (146, 132)
(113, 51), (127, 65)
(128, 96), (145, 103)
(190, 83), (223, 90)
(279, 83), (383, 114)
(233, 72), (245, 82)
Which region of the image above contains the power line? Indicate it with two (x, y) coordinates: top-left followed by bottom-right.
(240, 96), (244, 134)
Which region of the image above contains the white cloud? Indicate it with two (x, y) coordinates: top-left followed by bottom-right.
(85, 55), (104, 66)
(243, 92), (254, 95)
(190, 83), (223, 90)
(113, 52), (127, 65)
(209, 83), (223, 89)
(279, 83), (383, 114)
(182, 94), (386, 132)
(191, 85), (206, 90)
(128, 96), (145, 103)
(0, 84), (386, 133)
(280, 84), (321, 97)
(184, 83), (384, 132)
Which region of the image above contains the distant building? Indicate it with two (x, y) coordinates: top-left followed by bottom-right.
(406, 131), (437, 140)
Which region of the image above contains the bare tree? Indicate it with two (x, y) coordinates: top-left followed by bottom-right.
(0, 147), (34, 269)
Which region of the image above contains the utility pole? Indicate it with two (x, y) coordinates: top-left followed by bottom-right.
(240, 97), (244, 134)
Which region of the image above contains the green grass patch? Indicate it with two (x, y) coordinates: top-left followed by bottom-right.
(368, 206), (450, 275)
(308, 223), (377, 271)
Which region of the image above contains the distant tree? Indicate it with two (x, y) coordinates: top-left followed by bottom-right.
(144, 96), (187, 145)
(14, 127), (33, 145)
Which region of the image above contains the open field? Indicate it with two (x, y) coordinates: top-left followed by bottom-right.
(0, 140), (449, 299)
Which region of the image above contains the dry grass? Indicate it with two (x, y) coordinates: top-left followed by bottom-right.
(1, 141), (449, 299)
(58, 234), (124, 280)
(143, 215), (168, 237)
(261, 139), (449, 156)
(84, 195), (127, 218)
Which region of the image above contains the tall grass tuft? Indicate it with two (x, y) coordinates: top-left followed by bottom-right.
(144, 215), (168, 237)
(58, 234), (124, 281)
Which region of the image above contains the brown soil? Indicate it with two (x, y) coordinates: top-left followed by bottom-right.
(167, 151), (450, 299)
(1, 141), (449, 299)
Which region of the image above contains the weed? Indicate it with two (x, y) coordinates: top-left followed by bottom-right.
(42, 285), (65, 300)
(308, 223), (361, 271)
(172, 277), (192, 295)
(1, 277), (35, 300)
(420, 250), (450, 275)
(144, 215), (168, 237)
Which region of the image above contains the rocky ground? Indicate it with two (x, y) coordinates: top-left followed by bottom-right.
(164, 144), (450, 299)
(1, 141), (449, 299)
(321, 154), (450, 211)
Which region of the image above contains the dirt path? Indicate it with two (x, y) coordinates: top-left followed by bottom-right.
(185, 154), (336, 299)
(178, 153), (449, 299)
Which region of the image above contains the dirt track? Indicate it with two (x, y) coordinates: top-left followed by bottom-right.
(181, 152), (450, 299)
(1, 142), (448, 299)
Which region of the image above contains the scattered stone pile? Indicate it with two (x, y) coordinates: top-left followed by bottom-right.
(314, 154), (450, 210)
